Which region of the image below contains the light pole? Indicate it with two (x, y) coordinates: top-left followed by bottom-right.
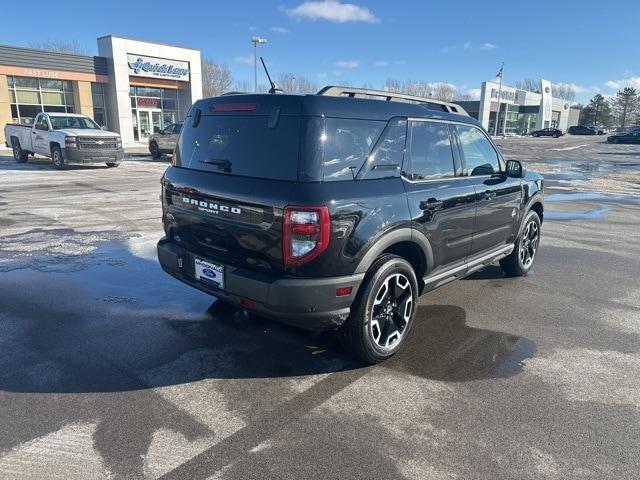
(251, 36), (267, 92)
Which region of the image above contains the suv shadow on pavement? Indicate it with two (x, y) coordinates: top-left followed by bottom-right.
(0, 235), (535, 395)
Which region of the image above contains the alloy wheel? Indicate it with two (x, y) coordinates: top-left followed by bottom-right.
(369, 273), (413, 349)
(519, 220), (539, 269)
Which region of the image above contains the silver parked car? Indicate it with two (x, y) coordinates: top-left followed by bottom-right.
(148, 123), (182, 158)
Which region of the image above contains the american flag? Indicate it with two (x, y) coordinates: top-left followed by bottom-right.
(496, 63), (504, 79)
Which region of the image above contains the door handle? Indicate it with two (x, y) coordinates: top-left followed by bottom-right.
(483, 190), (496, 200)
(420, 198), (444, 211)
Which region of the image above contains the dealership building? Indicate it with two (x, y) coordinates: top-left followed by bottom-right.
(457, 79), (581, 135)
(0, 35), (202, 145)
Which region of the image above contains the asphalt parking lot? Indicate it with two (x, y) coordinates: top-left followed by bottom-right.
(1, 135), (639, 479)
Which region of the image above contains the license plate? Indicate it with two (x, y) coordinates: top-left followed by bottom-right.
(194, 257), (224, 289)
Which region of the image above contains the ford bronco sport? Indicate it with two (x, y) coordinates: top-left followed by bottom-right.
(157, 86), (544, 363)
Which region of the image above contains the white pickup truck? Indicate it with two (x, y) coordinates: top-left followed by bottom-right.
(4, 112), (124, 169)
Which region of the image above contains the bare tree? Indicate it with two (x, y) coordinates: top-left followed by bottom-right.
(29, 40), (87, 55)
(513, 78), (540, 93)
(201, 59), (233, 98)
(233, 80), (267, 93)
(552, 83), (576, 102)
(383, 79), (457, 100)
(277, 73), (318, 94)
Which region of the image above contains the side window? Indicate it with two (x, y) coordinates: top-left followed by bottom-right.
(313, 118), (385, 182)
(35, 115), (48, 131)
(174, 123), (183, 134)
(405, 121), (455, 180)
(359, 118), (407, 180)
(456, 125), (500, 176)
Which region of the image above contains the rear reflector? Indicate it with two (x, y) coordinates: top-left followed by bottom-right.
(211, 103), (257, 112)
(240, 297), (257, 309)
(335, 286), (353, 297)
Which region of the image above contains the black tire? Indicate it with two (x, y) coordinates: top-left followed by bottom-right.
(106, 162), (119, 168)
(51, 145), (66, 170)
(149, 141), (161, 159)
(340, 254), (418, 364)
(12, 139), (28, 163)
(609, 137), (619, 144)
(500, 210), (541, 277)
(532, 133), (539, 137)
(553, 133), (560, 138)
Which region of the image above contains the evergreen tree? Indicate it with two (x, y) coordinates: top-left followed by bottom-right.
(612, 87), (640, 129)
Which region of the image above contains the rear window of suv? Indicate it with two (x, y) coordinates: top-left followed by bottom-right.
(180, 114), (301, 181)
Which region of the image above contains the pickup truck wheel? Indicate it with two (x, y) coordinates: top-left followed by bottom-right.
(340, 254), (418, 364)
(149, 141), (161, 159)
(12, 140), (28, 163)
(500, 210), (541, 276)
(51, 146), (66, 170)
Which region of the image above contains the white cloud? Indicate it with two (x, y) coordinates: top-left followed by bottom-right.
(604, 76), (640, 89)
(374, 60), (389, 67)
(480, 42), (498, 50)
(234, 54), (254, 66)
(285, 0), (379, 24)
(269, 26), (289, 33)
(333, 60), (360, 69)
(443, 41), (498, 53)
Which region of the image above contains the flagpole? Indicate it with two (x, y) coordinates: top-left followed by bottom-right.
(494, 62), (504, 137)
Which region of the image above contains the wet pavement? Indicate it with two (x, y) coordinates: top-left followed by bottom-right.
(0, 138), (639, 479)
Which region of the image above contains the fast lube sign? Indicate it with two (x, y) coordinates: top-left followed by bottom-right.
(127, 54), (190, 81)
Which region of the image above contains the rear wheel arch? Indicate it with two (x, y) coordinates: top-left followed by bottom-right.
(354, 228), (433, 281)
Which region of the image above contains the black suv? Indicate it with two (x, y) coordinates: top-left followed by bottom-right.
(568, 125), (596, 135)
(157, 87), (544, 363)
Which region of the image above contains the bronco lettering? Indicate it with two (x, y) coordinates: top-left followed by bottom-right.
(182, 196), (242, 215)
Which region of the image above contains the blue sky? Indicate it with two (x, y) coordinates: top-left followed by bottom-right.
(1, 0), (638, 103)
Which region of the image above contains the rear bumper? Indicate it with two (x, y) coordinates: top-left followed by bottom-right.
(63, 147), (124, 164)
(157, 238), (364, 330)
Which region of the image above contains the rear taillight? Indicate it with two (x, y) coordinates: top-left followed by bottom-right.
(283, 206), (330, 266)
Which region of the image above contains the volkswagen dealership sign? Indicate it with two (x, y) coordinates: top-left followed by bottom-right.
(127, 54), (190, 81)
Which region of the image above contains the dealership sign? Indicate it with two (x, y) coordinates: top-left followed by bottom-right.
(127, 54), (190, 81)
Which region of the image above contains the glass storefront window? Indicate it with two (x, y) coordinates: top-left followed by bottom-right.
(40, 79), (64, 90)
(7, 76), (75, 124)
(129, 86), (181, 141)
(42, 91), (65, 105)
(91, 83), (108, 129)
(16, 90), (40, 104)
(14, 77), (39, 89)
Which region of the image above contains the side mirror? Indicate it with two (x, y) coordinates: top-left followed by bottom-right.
(506, 160), (526, 178)
(35, 124), (47, 131)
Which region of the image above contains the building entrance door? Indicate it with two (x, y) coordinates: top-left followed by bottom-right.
(136, 109), (162, 142)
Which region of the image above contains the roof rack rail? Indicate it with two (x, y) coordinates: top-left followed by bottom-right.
(317, 85), (468, 116)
